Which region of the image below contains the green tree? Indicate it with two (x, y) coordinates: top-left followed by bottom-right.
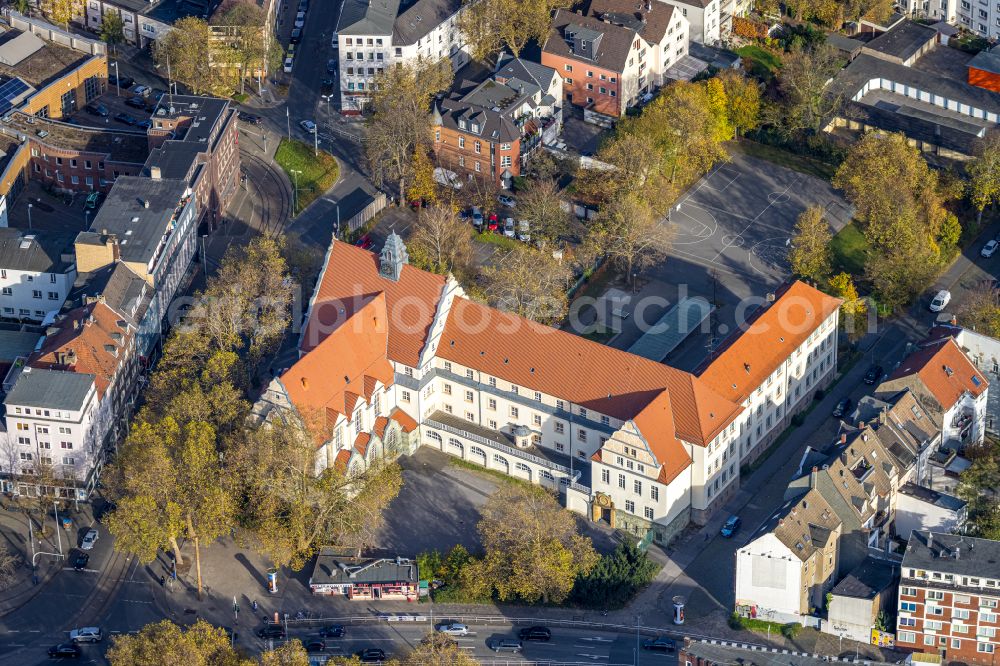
(259, 641), (311, 666)
(587, 192), (674, 285)
(153, 17), (215, 95)
(571, 541), (658, 609)
(717, 69), (762, 138)
(968, 130), (1000, 223)
(105, 620), (239, 666)
(957, 438), (1000, 539)
(960, 283), (1000, 338)
(406, 149), (438, 208)
(828, 272), (867, 340)
(366, 60), (452, 202)
(41, 0), (82, 28)
(100, 12), (125, 52)
(480, 244), (572, 324)
(517, 178), (571, 248)
(404, 633), (478, 666)
(213, 1), (271, 94)
(467, 484), (598, 604)
(788, 205), (832, 282)
(0, 544), (20, 590)
(771, 43), (843, 136)
(13, 0), (30, 15)
(457, 0), (570, 63)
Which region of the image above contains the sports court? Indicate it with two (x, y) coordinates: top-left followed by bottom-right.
(668, 153), (853, 285)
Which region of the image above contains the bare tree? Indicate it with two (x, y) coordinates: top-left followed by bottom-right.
(407, 206), (475, 278)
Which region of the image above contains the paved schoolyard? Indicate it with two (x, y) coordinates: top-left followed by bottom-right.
(668, 153), (853, 285)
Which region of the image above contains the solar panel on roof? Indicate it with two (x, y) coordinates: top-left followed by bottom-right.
(0, 78), (30, 116)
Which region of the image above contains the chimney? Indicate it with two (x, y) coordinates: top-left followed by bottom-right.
(927, 532), (933, 550)
(142, 199), (150, 209)
(879, 410), (886, 425)
(858, 421), (865, 429)
(810, 466), (818, 489)
(150, 165), (161, 180)
(744, 362), (751, 374)
(840, 433), (847, 444)
(300, 377), (308, 389)
(954, 547), (960, 560)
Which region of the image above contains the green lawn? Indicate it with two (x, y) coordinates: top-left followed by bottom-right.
(730, 140), (838, 181)
(475, 231), (518, 251)
(830, 221), (869, 276)
(274, 139), (340, 214)
(736, 45), (782, 80)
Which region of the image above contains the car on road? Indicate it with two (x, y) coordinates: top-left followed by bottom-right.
(318, 624), (345, 638)
(436, 623), (469, 636)
(503, 217), (515, 238)
(832, 397), (853, 419)
(643, 636), (677, 652)
(327, 59), (337, 74)
(283, 56), (293, 73)
(84, 191), (102, 210)
(488, 638), (523, 653)
(471, 207), (483, 229)
(358, 648), (386, 662)
(113, 112), (137, 126)
(257, 624), (286, 640)
(929, 289), (951, 312)
(294, 11), (305, 28)
(299, 119), (317, 133)
(125, 96), (147, 110)
(304, 640), (326, 652)
(137, 119), (152, 129)
(237, 112), (262, 125)
(108, 74), (134, 90)
(863, 364), (884, 385)
(497, 193), (516, 208)
(518, 626), (551, 641)
(983, 240), (999, 258)
(290, 27), (302, 43)
(72, 551), (90, 570)
(720, 515), (741, 538)
(85, 103), (109, 117)
(47, 643), (82, 659)
(81, 528), (99, 550)
(69, 627), (102, 643)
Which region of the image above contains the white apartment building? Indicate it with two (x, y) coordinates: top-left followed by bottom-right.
(258, 235), (841, 547)
(84, 0), (173, 48)
(1, 367), (108, 499)
(658, 0), (721, 44)
(898, 0), (958, 23)
(336, 0), (470, 114)
(957, 0), (1000, 40)
(0, 229), (77, 323)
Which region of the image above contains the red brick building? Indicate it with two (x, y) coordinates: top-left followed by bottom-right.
(897, 531), (1000, 665)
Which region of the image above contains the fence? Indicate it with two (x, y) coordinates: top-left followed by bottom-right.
(342, 191), (387, 234)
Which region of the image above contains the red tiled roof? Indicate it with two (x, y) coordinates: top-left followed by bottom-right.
(888, 337), (988, 410)
(354, 432), (371, 457)
(334, 448), (352, 472)
(438, 297), (741, 445)
(31, 301), (134, 398)
(389, 407), (418, 433)
(301, 241), (446, 367)
(698, 281), (842, 404)
(632, 391), (692, 485)
(282, 294), (394, 443)
(373, 415), (390, 439)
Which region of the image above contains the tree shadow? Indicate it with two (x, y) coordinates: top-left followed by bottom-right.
(235, 552), (268, 590)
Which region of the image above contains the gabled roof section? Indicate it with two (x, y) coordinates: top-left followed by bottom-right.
(884, 337), (987, 412)
(438, 297), (741, 445)
(770, 488), (842, 562)
(698, 281), (842, 404)
(630, 391), (692, 484)
(302, 240), (446, 367)
(283, 294), (394, 443)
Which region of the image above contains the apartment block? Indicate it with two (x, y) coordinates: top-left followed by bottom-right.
(897, 531), (1000, 664)
(0, 229), (77, 323)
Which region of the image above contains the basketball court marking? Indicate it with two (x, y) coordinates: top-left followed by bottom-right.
(708, 171), (805, 263)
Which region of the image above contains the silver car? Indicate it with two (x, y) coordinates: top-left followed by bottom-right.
(81, 528), (98, 550)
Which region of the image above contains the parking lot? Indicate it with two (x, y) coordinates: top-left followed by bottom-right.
(68, 82), (164, 131)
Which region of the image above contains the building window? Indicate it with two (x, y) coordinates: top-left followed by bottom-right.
(464, 390), (473, 402)
(474, 161), (481, 173)
(564, 64), (573, 72)
(500, 156), (511, 168)
(533, 415), (541, 426)
(459, 136), (465, 148)
(534, 391), (542, 402)
(618, 473), (625, 489)
(488, 398), (496, 410)
(634, 480), (642, 494)
(31, 290), (41, 299)
(978, 644), (995, 654)
(510, 406), (518, 418)
(489, 377), (497, 388)
(444, 383), (452, 395)
(602, 469), (609, 483)
(401, 390), (411, 402)
(474, 140), (481, 154)
(651, 486), (659, 501)
(625, 500), (635, 513)
(578, 430), (587, 442)
(923, 636), (936, 646)
(555, 421), (564, 434)
(644, 507), (654, 520)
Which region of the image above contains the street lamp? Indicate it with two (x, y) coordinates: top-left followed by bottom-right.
(112, 61), (121, 97)
(321, 94), (333, 117)
(27, 203), (32, 230)
(290, 169), (301, 214)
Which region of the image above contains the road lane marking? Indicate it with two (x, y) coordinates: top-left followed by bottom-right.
(580, 637), (614, 642)
(575, 653), (610, 660)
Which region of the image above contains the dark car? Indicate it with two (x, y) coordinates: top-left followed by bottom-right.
(137, 119), (152, 130)
(47, 643), (82, 659)
(124, 96), (147, 109)
(85, 103), (109, 117)
(832, 397), (853, 419)
(108, 74), (134, 89)
(327, 59), (337, 73)
(359, 648), (386, 662)
(318, 625), (345, 638)
(72, 551), (89, 570)
(863, 365), (884, 385)
(256, 624), (286, 640)
(238, 112), (262, 125)
(305, 640), (326, 652)
(321, 78), (334, 90)
(355, 234), (373, 250)
(720, 515), (741, 538)
(290, 27), (302, 43)
(518, 626), (551, 641)
(114, 113), (137, 126)
(643, 636), (677, 652)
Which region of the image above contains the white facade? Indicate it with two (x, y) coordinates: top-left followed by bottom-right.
(735, 532), (804, 622)
(85, 1), (173, 48)
(899, 0), (958, 23)
(957, 0), (1000, 40)
(0, 240), (76, 323)
(658, 0), (720, 45)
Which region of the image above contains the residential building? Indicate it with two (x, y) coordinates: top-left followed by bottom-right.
(309, 549), (419, 600)
(256, 234), (841, 551)
(84, 0), (224, 48)
(876, 336), (989, 450)
(933, 323), (1000, 436)
(0, 229), (77, 323)
(898, 0), (957, 23)
(680, 638), (898, 666)
(956, 0), (1000, 39)
(335, 0), (470, 113)
(824, 558), (899, 643)
(851, 389), (940, 486)
(896, 531), (1000, 663)
(895, 482), (967, 539)
(432, 57), (563, 188)
(657, 0), (721, 44)
(541, 0), (689, 120)
(861, 20), (939, 66)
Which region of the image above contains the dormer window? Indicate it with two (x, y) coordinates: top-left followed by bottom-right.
(459, 119), (466, 129)
(470, 123), (479, 133)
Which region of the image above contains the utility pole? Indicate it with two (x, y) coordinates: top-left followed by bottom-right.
(27, 203), (32, 230)
(291, 169), (301, 214)
(286, 107), (290, 139)
(112, 62), (121, 97)
(313, 126), (318, 157)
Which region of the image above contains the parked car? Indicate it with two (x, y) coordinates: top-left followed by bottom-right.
(643, 636), (677, 652)
(358, 648), (386, 662)
(136, 119), (152, 130)
(318, 625), (344, 638)
(72, 551), (90, 570)
(257, 624), (286, 640)
(983, 240), (999, 257)
(720, 515), (741, 538)
(294, 11), (305, 28)
(290, 27), (302, 43)
(108, 74), (134, 89)
(131, 84), (151, 97)
(327, 59), (337, 74)
(69, 627), (102, 643)
(85, 103), (109, 117)
(488, 639), (523, 653)
(299, 119), (317, 133)
(518, 626), (551, 641)
(436, 623), (469, 636)
(487, 215), (499, 233)
(237, 112), (262, 125)
(81, 528), (99, 550)
(355, 234), (373, 250)
(304, 640), (326, 652)
(113, 113), (137, 126)
(832, 397), (853, 419)
(497, 193), (516, 208)
(471, 207), (483, 229)
(47, 643), (82, 659)
(503, 217), (515, 238)
(84, 192), (102, 210)
(125, 96), (147, 110)
(929, 289), (951, 312)
(283, 56), (293, 73)
(517, 220), (530, 242)
(863, 364), (884, 385)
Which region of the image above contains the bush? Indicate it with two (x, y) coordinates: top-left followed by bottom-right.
(570, 542), (659, 609)
(781, 622), (802, 639)
(790, 412), (806, 427)
(729, 613), (747, 629)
